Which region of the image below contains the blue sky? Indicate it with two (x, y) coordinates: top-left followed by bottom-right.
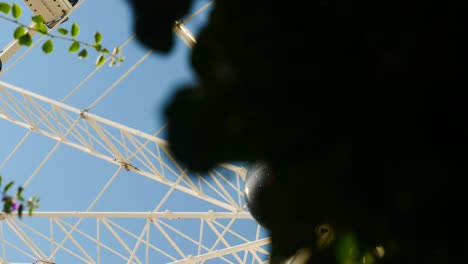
(0, 0), (269, 263)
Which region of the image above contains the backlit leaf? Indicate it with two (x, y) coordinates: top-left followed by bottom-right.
(4, 181), (14, 193)
(19, 34), (33, 46)
(93, 43), (102, 52)
(58, 28), (69, 35)
(12, 3), (21, 19)
(78, 49), (88, 59)
(42, 39), (54, 54)
(34, 22), (48, 34)
(94, 31), (103, 44)
(68, 41), (80, 53)
(31, 15), (44, 24)
(13, 26), (25, 39)
(96, 54), (105, 66)
(71, 22), (80, 37)
(0, 2), (11, 14)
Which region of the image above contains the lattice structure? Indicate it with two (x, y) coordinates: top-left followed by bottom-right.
(1, 212), (269, 263)
(0, 1), (270, 263)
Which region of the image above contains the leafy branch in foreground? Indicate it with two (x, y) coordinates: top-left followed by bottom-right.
(0, 2), (124, 67)
(1, 175), (40, 219)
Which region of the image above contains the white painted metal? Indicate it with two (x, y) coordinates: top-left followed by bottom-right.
(0, 80), (245, 211)
(1, 212), (269, 263)
(168, 238), (270, 264)
(9, 211), (253, 219)
(0, 1), (270, 263)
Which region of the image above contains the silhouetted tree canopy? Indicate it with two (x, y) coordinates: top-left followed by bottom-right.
(126, 1), (468, 263)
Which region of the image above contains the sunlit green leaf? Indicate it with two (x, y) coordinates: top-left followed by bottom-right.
(94, 31), (103, 44)
(58, 28), (69, 35)
(42, 39), (54, 54)
(96, 54), (105, 66)
(34, 22), (48, 34)
(0, 2), (11, 14)
(101, 48), (109, 54)
(0, 175), (2, 187)
(19, 34), (33, 46)
(78, 49), (88, 59)
(4, 181), (14, 193)
(13, 26), (25, 39)
(11, 3), (21, 19)
(71, 22), (80, 37)
(93, 43), (102, 52)
(31, 15), (44, 24)
(68, 41), (80, 53)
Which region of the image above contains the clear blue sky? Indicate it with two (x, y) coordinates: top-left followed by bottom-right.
(0, 0), (269, 263)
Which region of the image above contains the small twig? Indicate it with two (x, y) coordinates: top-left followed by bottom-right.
(0, 14), (121, 60)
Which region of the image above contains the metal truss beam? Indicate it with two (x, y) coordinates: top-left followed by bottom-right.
(9, 211), (252, 219)
(0, 81), (246, 211)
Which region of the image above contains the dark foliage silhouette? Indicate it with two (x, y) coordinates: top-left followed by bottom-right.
(127, 1), (468, 263)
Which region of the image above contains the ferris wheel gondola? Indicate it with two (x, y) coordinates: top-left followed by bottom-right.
(23, 0), (79, 28)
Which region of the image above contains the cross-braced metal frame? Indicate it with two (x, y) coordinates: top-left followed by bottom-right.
(1, 212), (269, 263)
(0, 1), (270, 263)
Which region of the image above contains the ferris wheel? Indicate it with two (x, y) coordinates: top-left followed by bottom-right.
(0, 0), (271, 263)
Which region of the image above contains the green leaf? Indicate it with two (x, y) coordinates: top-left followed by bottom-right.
(13, 26), (25, 39)
(0, 2), (11, 14)
(3, 198), (12, 214)
(0, 175), (2, 187)
(34, 22), (48, 34)
(94, 31), (103, 44)
(42, 39), (54, 54)
(4, 181), (14, 193)
(71, 22), (80, 37)
(336, 233), (359, 264)
(17, 186), (24, 201)
(68, 41), (80, 53)
(18, 34), (33, 46)
(58, 28), (69, 35)
(101, 48), (109, 54)
(93, 44), (102, 52)
(31, 15), (44, 24)
(17, 186), (24, 195)
(96, 54), (105, 66)
(78, 49), (88, 59)
(12, 3), (21, 19)
(29, 206), (34, 216)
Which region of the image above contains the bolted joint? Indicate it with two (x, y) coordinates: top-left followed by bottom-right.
(79, 109), (89, 119)
(113, 158), (140, 172)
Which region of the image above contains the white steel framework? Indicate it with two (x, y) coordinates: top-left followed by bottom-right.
(0, 0), (270, 263)
(1, 212), (270, 263)
(0, 80), (246, 212)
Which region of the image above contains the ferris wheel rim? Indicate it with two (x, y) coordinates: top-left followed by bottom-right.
(0, 0), (270, 263)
